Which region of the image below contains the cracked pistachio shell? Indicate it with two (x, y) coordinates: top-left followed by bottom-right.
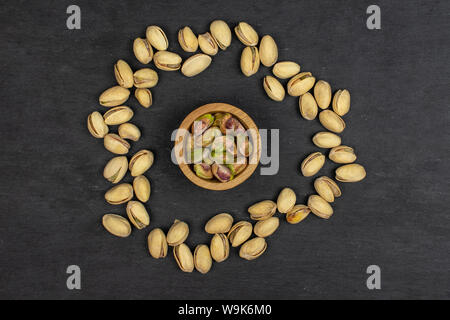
(198, 32), (218, 56)
(129, 149), (154, 176)
(99, 86), (130, 107)
(194, 244), (212, 274)
(210, 20), (231, 50)
(329, 145), (357, 164)
(178, 26), (198, 52)
(335, 164), (366, 182)
(181, 54), (212, 77)
(103, 156), (128, 184)
(205, 213), (234, 234)
(248, 200), (277, 220)
(102, 214), (131, 238)
(227, 221), (253, 247)
(173, 243), (194, 273)
(118, 123), (141, 141)
(263, 76), (285, 101)
(312, 131), (342, 148)
(273, 61), (301, 79)
(135, 88), (153, 108)
(332, 89), (351, 116)
(167, 220), (189, 246)
(277, 188), (296, 213)
(235, 22), (259, 46)
(254, 217), (279, 238)
(133, 37), (153, 64)
(314, 176), (342, 203)
(259, 35), (278, 67)
(299, 92), (318, 120)
(104, 134), (130, 155)
(104, 183), (133, 205)
(103, 106), (133, 125)
(210, 233), (230, 263)
(87, 111), (109, 138)
(114, 60), (133, 88)
(287, 72), (316, 96)
(153, 51), (182, 71)
(286, 205), (310, 224)
(240, 46), (260, 77)
(126, 201), (150, 229)
(133, 68), (158, 88)
(308, 195), (333, 219)
(146, 25), (168, 51)
(301, 152), (325, 177)
(314, 80), (332, 109)
(319, 110), (346, 133)
(133, 175), (151, 203)
(147, 228), (168, 259)
(239, 237), (267, 261)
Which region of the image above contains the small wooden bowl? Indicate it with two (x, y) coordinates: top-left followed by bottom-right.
(174, 103), (261, 191)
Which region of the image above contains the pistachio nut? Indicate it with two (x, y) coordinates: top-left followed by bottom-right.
(133, 175), (151, 203)
(205, 213), (234, 234)
(146, 25), (168, 51)
(198, 32), (219, 56)
(102, 214), (131, 238)
(129, 149), (154, 176)
(329, 145), (357, 164)
(277, 187), (296, 213)
(254, 217), (279, 238)
(335, 164), (366, 182)
(133, 68), (159, 88)
(103, 106), (134, 125)
(126, 201), (150, 229)
(210, 20), (231, 50)
(210, 233), (230, 263)
(147, 228), (168, 259)
(287, 72), (316, 96)
(308, 195), (333, 219)
(118, 123), (141, 141)
(314, 176), (342, 203)
(103, 156), (128, 184)
(114, 59), (134, 88)
(312, 131), (342, 148)
(167, 219), (189, 246)
(227, 158), (247, 176)
(234, 22), (259, 46)
(135, 88), (153, 108)
(178, 26), (198, 52)
(286, 205), (310, 224)
(248, 200), (277, 220)
(133, 37), (153, 64)
(299, 92), (318, 120)
(263, 76), (285, 101)
(99, 86), (130, 107)
(192, 113), (215, 135)
(153, 51), (182, 71)
(194, 244), (213, 274)
(87, 111), (109, 138)
(194, 163), (213, 179)
(201, 127), (222, 147)
(300, 152), (325, 177)
(319, 110), (346, 133)
(181, 54), (212, 77)
(240, 46), (260, 77)
(239, 237), (267, 261)
(272, 61), (301, 79)
(314, 80), (332, 109)
(173, 243), (194, 273)
(227, 221), (253, 247)
(211, 163), (234, 182)
(104, 134), (130, 155)
(104, 183), (133, 205)
(332, 89), (351, 116)
(259, 35), (278, 67)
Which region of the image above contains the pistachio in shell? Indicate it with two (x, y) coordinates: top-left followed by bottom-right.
(263, 75), (285, 101)
(118, 123), (141, 141)
(308, 195), (333, 219)
(300, 152), (325, 177)
(103, 156), (128, 184)
(248, 200), (277, 220)
(205, 213), (234, 234)
(287, 72), (316, 96)
(102, 214), (131, 238)
(133, 175), (151, 203)
(227, 221), (253, 247)
(210, 233), (230, 263)
(329, 145), (357, 164)
(319, 110), (346, 133)
(312, 131), (342, 149)
(314, 80), (332, 109)
(103, 134), (130, 155)
(129, 149), (154, 176)
(194, 244), (212, 274)
(194, 163), (213, 179)
(332, 89), (351, 116)
(178, 26), (198, 52)
(259, 35), (278, 67)
(210, 20), (232, 50)
(335, 164), (366, 182)
(173, 243), (194, 273)
(147, 228), (168, 259)
(299, 92), (318, 120)
(126, 201), (150, 229)
(198, 32), (218, 56)
(314, 176), (342, 203)
(239, 237), (267, 261)
(272, 61), (301, 79)
(133, 37), (153, 64)
(254, 217), (279, 238)
(234, 22), (259, 46)
(167, 219), (189, 247)
(114, 59), (134, 88)
(87, 111), (109, 138)
(286, 205), (310, 224)
(277, 187), (296, 213)
(104, 183), (133, 205)
(240, 46), (260, 77)
(146, 25), (169, 51)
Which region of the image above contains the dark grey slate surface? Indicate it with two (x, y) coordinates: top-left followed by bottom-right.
(0, 0), (449, 299)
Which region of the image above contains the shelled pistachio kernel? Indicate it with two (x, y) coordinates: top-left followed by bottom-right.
(103, 156), (128, 183)
(133, 37), (153, 64)
(126, 201), (150, 229)
(210, 20), (231, 50)
(277, 187), (296, 213)
(99, 86), (130, 107)
(314, 80), (332, 109)
(104, 183), (133, 205)
(103, 106), (134, 125)
(329, 145), (357, 164)
(308, 195), (333, 219)
(210, 233), (230, 263)
(146, 25), (168, 51)
(181, 54), (212, 77)
(300, 152), (325, 177)
(205, 213), (233, 234)
(167, 219), (189, 246)
(198, 32), (219, 56)
(312, 131), (341, 148)
(235, 22), (259, 46)
(135, 88), (152, 108)
(147, 228), (168, 259)
(259, 35), (278, 67)
(102, 214), (131, 238)
(254, 217), (279, 238)
(240, 46), (260, 77)
(114, 59), (134, 88)
(299, 92), (318, 120)
(314, 176), (342, 203)
(104, 134), (130, 155)
(129, 149), (154, 176)
(173, 243), (194, 273)
(239, 237), (267, 260)
(286, 205), (310, 224)
(263, 76), (285, 101)
(133, 175), (151, 203)
(335, 164), (366, 182)
(87, 111), (108, 138)
(248, 200), (277, 220)
(153, 51), (182, 71)
(287, 72), (316, 96)
(178, 26), (198, 52)
(319, 110), (346, 133)
(133, 68), (158, 88)
(332, 89), (351, 116)
(227, 221), (253, 247)
(194, 244), (213, 274)
(118, 123), (141, 141)
(272, 61), (300, 79)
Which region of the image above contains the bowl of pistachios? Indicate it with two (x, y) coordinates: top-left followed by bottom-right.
(174, 102), (261, 190)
